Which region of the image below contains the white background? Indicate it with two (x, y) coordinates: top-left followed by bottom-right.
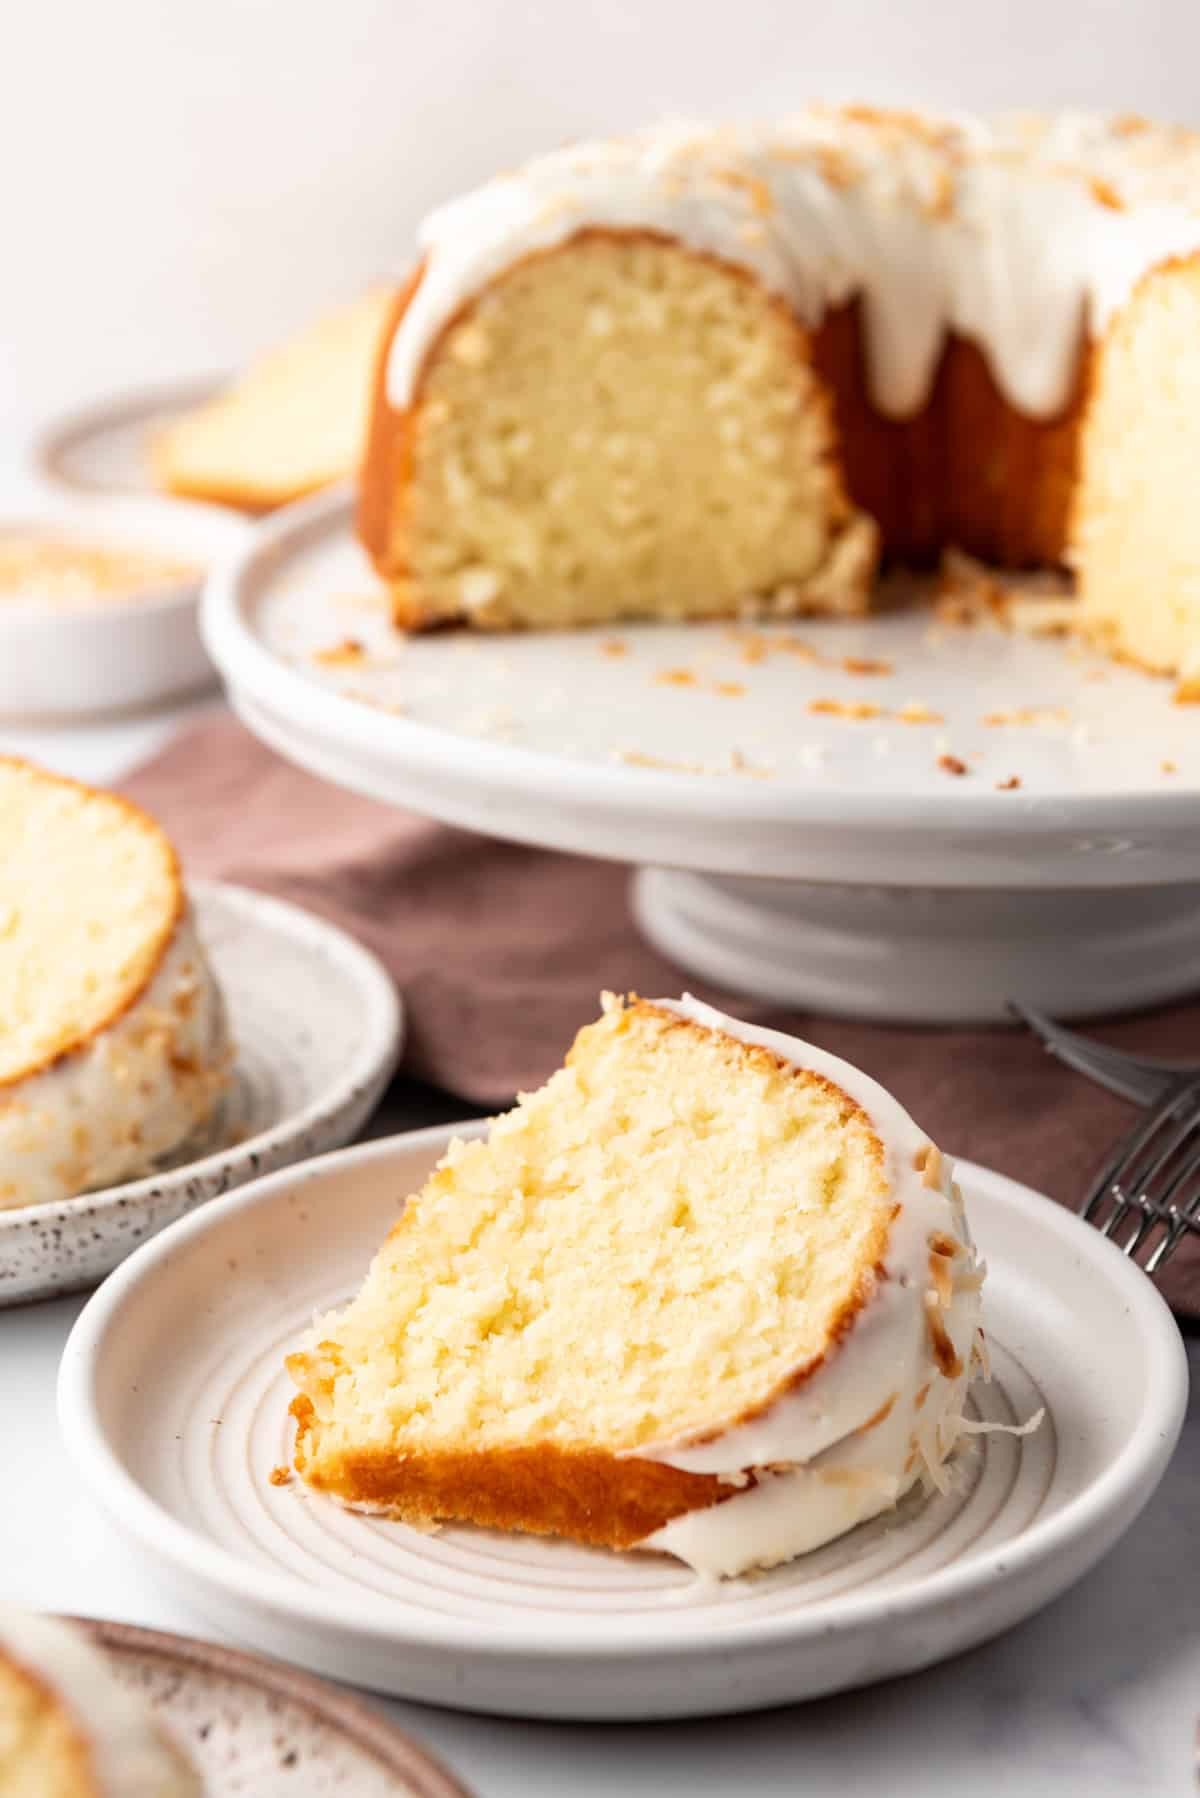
(3, 0), (1199, 436)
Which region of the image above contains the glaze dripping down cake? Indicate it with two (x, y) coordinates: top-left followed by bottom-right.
(358, 107), (1200, 684)
(0, 758), (231, 1210)
(287, 995), (985, 1577)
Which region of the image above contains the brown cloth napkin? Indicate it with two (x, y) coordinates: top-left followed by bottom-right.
(124, 712), (1200, 1318)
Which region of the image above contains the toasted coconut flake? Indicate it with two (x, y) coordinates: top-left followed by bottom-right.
(313, 637), (367, 667)
(923, 1290), (963, 1378)
(951, 1406), (1045, 1439)
(809, 697), (883, 721)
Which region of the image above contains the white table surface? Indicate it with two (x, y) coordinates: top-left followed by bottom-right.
(3, 701), (1199, 1798)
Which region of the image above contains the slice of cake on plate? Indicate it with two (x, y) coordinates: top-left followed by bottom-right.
(153, 285), (394, 513)
(0, 1607), (199, 1795)
(287, 994), (984, 1576)
(0, 758), (231, 1210)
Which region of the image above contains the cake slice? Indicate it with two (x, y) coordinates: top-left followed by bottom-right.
(288, 995), (984, 1576)
(0, 758), (231, 1209)
(1071, 258), (1200, 696)
(152, 285), (393, 513)
(0, 1607), (199, 1796)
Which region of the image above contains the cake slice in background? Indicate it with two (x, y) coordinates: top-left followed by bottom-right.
(0, 758), (231, 1210)
(288, 993), (984, 1576)
(0, 1607), (200, 1796)
(153, 285), (393, 513)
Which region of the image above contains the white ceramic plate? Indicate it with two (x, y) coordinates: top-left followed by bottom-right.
(28, 377), (226, 501)
(0, 490), (249, 719)
(0, 881), (401, 1306)
(202, 489), (1200, 888)
(58, 1125), (1188, 1721)
(72, 1617), (470, 1796)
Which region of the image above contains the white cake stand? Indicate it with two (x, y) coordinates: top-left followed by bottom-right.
(203, 489), (1200, 1023)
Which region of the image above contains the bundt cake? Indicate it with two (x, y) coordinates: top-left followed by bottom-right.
(0, 758), (231, 1210)
(358, 108), (1200, 684)
(0, 1607), (200, 1796)
(153, 285), (393, 513)
(287, 994), (985, 1576)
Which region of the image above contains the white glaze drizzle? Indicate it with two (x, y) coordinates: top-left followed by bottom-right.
(0, 1606), (200, 1795)
(629, 996), (984, 1578)
(386, 108), (1200, 420)
(0, 905), (231, 1211)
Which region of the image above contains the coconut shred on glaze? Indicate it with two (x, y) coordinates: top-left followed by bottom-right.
(385, 109), (1200, 422)
(622, 997), (985, 1579)
(0, 907), (231, 1211)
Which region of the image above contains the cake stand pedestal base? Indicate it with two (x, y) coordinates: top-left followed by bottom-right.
(633, 870), (1200, 1023)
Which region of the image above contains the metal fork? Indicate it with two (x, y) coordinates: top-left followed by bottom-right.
(1077, 1075), (1200, 1274)
(1008, 1001), (1200, 1108)
(1010, 1002), (1200, 1275)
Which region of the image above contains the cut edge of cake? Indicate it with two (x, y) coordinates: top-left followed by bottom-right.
(287, 993), (986, 1576)
(359, 233), (879, 632)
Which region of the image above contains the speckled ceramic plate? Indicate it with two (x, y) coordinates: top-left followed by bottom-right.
(58, 1128), (1188, 1720)
(69, 1616), (469, 1795)
(0, 881), (401, 1306)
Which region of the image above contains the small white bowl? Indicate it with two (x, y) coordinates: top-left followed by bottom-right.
(0, 492), (249, 720)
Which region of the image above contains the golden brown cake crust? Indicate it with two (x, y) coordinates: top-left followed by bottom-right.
(0, 757), (185, 1091)
(287, 999), (893, 1551)
(356, 265), (426, 583)
(811, 297), (1092, 569)
(289, 1402), (729, 1548)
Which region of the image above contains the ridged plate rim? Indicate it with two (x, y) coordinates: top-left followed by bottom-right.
(70, 1615), (471, 1796)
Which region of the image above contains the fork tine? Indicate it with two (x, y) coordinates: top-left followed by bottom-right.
(1139, 1132), (1200, 1273)
(1117, 1097), (1200, 1206)
(1008, 1002), (1176, 1108)
(1080, 1078), (1200, 1226)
